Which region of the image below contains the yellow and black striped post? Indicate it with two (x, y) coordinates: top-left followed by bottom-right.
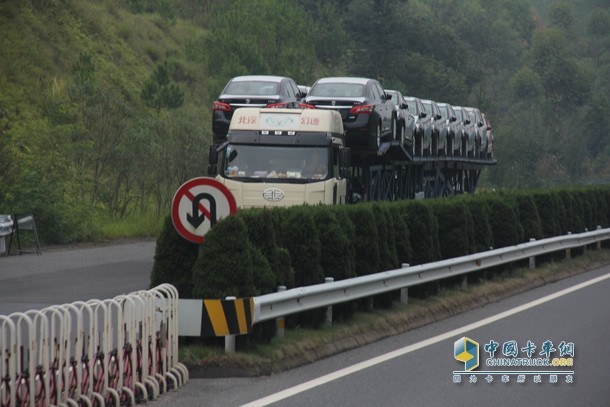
(200, 297), (254, 337)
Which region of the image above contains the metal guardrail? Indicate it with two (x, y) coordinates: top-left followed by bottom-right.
(252, 227), (610, 324)
(0, 284), (188, 407)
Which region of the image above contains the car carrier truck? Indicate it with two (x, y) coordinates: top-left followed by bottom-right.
(208, 107), (495, 208)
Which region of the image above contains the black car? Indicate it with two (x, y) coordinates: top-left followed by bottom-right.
(403, 96), (433, 156)
(304, 77), (396, 153)
(212, 75), (306, 144)
(386, 89), (413, 148)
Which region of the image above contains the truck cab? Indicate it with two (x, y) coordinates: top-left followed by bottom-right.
(208, 108), (351, 208)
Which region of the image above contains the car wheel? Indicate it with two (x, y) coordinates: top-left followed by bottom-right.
(447, 136), (453, 158)
(432, 134), (438, 157)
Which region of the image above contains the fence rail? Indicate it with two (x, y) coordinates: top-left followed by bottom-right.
(252, 227), (610, 324)
(0, 284), (188, 407)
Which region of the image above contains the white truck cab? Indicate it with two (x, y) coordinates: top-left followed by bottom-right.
(208, 108), (351, 208)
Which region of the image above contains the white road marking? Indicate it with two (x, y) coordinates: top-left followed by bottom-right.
(240, 271), (610, 406)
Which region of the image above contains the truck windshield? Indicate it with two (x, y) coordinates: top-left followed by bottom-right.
(223, 145), (330, 181)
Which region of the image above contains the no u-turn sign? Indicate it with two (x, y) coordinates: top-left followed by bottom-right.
(171, 177), (237, 244)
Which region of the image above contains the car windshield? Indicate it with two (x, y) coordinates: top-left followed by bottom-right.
(310, 83), (365, 97)
(389, 92), (400, 104)
(224, 81), (279, 96)
(223, 145), (329, 181)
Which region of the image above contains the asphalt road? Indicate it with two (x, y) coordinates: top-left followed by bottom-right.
(0, 240), (156, 315)
(1, 242), (608, 406)
(152, 265), (610, 407)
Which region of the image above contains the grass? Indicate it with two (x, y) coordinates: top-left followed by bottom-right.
(93, 211), (164, 240)
(180, 248), (610, 377)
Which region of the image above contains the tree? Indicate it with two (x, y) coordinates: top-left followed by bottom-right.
(141, 60), (185, 115)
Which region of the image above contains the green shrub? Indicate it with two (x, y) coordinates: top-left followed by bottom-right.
(239, 208), (289, 291)
(593, 187), (608, 227)
(397, 200), (440, 265)
(343, 204), (380, 276)
(192, 216), (259, 299)
(372, 203), (399, 270)
(556, 190), (583, 233)
(313, 206), (358, 320)
(515, 193), (544, 240)
(388, 205), (412, 265)
(531, 192), (562, 237)
(487, 197), (524, 248)
(462, 195), (492, 252)
(150, 215), (198, 298)
(430, 198), (472, 259)
(280, 206), (325, 328)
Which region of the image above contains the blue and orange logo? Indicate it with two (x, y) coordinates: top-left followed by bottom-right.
(454, 337), (479, 371)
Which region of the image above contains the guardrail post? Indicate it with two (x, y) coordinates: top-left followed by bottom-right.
(275, 286), (286, 338)
(325, 278), (334, 326)
(224, 296), (236, 353)
(529, 238), (536, 269)
(597, 226), (602, 250)
(461, 275), (468, 290)
(584, 228), (588, 254)
(566, 232), (572, 259)
(400, 264), (409, 304)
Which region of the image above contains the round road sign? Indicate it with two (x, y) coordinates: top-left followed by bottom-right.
(171, 177), (237, 244)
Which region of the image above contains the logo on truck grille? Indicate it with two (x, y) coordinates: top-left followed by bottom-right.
(263, 188), (285, 202)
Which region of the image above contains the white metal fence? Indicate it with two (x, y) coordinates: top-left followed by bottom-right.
(0, 284), (188, 407)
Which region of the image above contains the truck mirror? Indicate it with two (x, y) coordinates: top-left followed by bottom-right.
(207, 145), (219, 176)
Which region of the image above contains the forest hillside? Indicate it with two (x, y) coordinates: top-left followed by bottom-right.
(0, 0), (609, 242)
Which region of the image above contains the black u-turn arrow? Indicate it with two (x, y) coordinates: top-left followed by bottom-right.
(187, 192), (216, 228)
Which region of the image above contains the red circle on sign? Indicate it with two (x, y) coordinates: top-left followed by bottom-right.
(171, 177), (237, 244)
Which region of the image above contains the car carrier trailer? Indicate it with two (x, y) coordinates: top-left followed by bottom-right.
(208, 108), (495, 208)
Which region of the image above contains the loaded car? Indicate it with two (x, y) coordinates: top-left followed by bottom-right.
(386, 89), (413, 148)
(482, 112), (494, 159)
(403, 96), (433, 157)
(420, 99), (446, 156)
(453, 106), (477, 158)
(304, 77), (397, 153)
(436, 102), (461, 157)
(464, 107), (488, 159)
(212, 75), (306, 144)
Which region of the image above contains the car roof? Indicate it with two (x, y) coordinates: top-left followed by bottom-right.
(314, 77), (372, 85)
(230, 75), (287, 82)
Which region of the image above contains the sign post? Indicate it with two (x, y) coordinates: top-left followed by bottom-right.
(171, 177), (237, 245)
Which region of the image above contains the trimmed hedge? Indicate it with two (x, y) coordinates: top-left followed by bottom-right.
(150, 185), (610, 340)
